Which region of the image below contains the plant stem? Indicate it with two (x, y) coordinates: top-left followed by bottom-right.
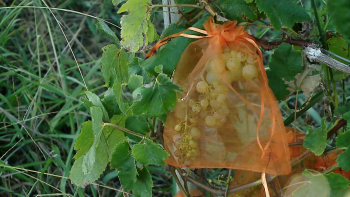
(103, 123), (145, 139)
(169, 166), (189, 197)
(225, 169), (232, 197)
(311, 0), (326, 48)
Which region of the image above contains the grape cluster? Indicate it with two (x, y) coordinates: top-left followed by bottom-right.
(172, 47), (257, 165)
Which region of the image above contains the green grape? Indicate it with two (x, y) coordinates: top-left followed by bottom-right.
(210, 57), (226, 73)
(175, 124), (182, 131)
(189, 99), (196, 107)
(242, 64), (258, 80)
(189, 118), (197, 124)
(213, 81), (219, 87)
(223, 52), (231, 61)
(205, 115), (216, 127)
(186, 152), (191, 157)
(226, 58), (242, 72)
(237, 51), (248, 62)
(196, 81), (209, 93)
(206, 71), (219, 85)
(174, 139), (183, 149)
(174, 150), (182, 157)
(189, 140), (198, 148)
(190, 127), (201, 139)
(246, 54), (256, 64)
(228, 69), (242, 82)
(199, 110), (208, 118)
(200, 99), (209, 108)
(213, 111), (222, 119)
(219, 116), (227, 124)
(216, 94), (226, 103)
(230, 50), (238, 58)
(210, 99), (221, 108)
(192, 104), (201, 113)
(198, 94), (206, 101)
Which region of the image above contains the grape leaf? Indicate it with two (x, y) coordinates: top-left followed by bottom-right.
(132, 168), (153, 197)
(132, 138), (169, 166)
(142, 17), (207, 76)
(336, 131), (350, 148)
(125, 116), (150, 142)
(337, 148), (350, 171)
(267, 43), (304, 100)
(343, 112), (350, 128)
(128, 75), (143, 91)
(118, 0), (157, 52)
(328, 0), (350, 37)
(325, 36), (350, 81)
(96, 19), (119, 44)
(69, 138), (108, 187)
(292, 170), (331, 197)
(255, 0), (310, 30)
(303, 118), (327, 156)
(102, 88), (121, 118)
(86, 91), (109, 121)
(132, 73), (182, 117)
(101, 44), (129, 87)
(110, 141), (137, 190)
(74, 121), (94, 160)
(82, 107), (104, 174)
(334, 102), (350, 116)
(216, 0), (258, 21)
(105, 115), (128, 157)
(325, 173), (350, 189)
(146, 21), (159, 44)
(129, 57), (151, 84)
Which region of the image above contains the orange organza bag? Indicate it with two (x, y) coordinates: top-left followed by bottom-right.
(159, 17), (291, 175)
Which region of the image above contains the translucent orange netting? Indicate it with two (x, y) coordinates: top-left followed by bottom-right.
(160, 17), (291, 175)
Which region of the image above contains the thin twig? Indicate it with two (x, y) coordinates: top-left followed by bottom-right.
(151, 4), (203, 9)
(225, 169), (232, 197)
(170, 166), (189, 197)
(103, 123), (145, 139)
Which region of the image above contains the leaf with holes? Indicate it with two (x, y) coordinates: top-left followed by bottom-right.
(132, 138), (169, 166)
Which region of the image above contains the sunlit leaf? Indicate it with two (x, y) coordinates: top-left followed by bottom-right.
(74, 121), (94, 160)
(128, 75), (144, 91)
(132, 138), (169, 166)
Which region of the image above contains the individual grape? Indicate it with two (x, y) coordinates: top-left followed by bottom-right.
(210, 99), (221, 108)
(213, 111), (222, 119)
(217, 94), (226, 103)
(174, 139), (183, 149)
(246, 55), (256, 64)
(230, 50), (238, 58)
(226, 58), (241, 72)
(189, 118), (197, 124)
(186, 152), (191, 157)
(192, 104), (201, 113)
(215, 85), (228, 94)
(228, 69), (242, 82)
(237, 51), (248, 62)
(198, 94), (206, 101)
(189, 140), (198, 148)
(178, 157), (185, 164)
(205, 115), (216, 127)
(210, 91), (218, 99)
(189, 99), (196, 107)
(242, 64), (258, 80)
(200, 99), (209, 108)
(213, 81), (219, 87)
(174, 150), (182, 157)
(206, 71), (219, 85)
(196, 81), (208, 93)
(175, 124), (182, 131)
(211, 57), (226, 73)
(190, 127), (201, 139)
(220, 116), (227, 124)
(199, 110), (208, 118)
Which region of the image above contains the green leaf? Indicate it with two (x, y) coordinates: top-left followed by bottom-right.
(334, 102), (350, 116)
(256, 0), (310, 30)
(326, 173), (350, 189)
(292, 170), (331, 197)
(328, 0), (350, 37)
(337, 148), (350, 171)
(245, 0), (253, 3)
(142, 17), (207, 76)
(154, 65), (163, 74)
(125, 116), (150, 142)
(303, 118), (327, 156)
(146, 21), (159, 44)
(128, 75), (144, 92)
(110, 141), (137, 190)
(216, 0), (258, 21)
(86, 91), (109, 121)
(129, 57), (151, 84)
(132, 168), (153, 197)
(105, 115), (128, 156)
(101, 44), (129, 87)
(132, 138), (169, 166)
(112, 0), (126, 6)
(69, 139), (109, 187)
(336, 131), (350, 148)
(174, 0), (196, 13)
(90, 106), (104, 138)
(118, 0), (157, 52)
(96, 19), (119, 44)
(267, 43), (304, 100)
(132, 73), (182, 117)
(343, 112), (350, 126)
(102, 88), (121, 118)
(326, 36), (350, 81)
(74, 121), (94, 160)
